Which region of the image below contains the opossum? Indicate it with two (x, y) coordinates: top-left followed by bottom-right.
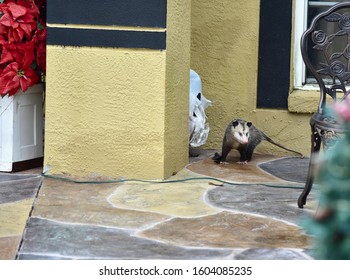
(212, 119), (304, 164)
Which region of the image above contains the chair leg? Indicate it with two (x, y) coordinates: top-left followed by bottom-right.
(298, 126), (321, 208)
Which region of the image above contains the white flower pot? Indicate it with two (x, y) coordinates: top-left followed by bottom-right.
(0, 84), (44, 172)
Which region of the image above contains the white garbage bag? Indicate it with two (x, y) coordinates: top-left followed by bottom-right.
(189, 69), (212, 147)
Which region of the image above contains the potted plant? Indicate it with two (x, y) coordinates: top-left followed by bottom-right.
(0, 0), (46, 172)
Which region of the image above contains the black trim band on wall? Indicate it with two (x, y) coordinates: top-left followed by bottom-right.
(257, 0), (293, 109)
(47, 0), (167, 28)
(47, 27), (166, 50)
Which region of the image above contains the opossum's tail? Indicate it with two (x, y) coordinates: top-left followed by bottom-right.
(263, 134), (304, 158)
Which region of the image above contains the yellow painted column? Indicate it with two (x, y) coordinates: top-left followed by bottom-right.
(164, 0), (191, 177)
(44, 1), (190, 179)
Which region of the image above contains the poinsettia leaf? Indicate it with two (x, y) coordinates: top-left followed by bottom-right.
(0, 70), (19, 96)
(0, 48), (14, 65)
(36, 20), (44, 30)
(31, 60), (38, 69)
(19, 77), (30, 92)
(8, 3), (27, 19)
(0, 13), (14, 27)
(19, 23), (33, 38)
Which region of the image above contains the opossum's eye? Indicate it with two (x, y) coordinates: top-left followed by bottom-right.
(246, 133), (249, 137)
(239, 132), (243, 137)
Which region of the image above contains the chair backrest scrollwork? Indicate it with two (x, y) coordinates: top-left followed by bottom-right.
(301, 3), (350, 115)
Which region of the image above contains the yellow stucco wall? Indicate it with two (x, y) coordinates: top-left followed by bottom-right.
(44, 1), (191, 179)
(191, 0), (312, 157)
(45, 46), (167, 178)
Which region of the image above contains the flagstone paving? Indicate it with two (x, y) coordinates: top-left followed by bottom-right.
(137, 211), (310, 248)
(32, 178), (170, 230)
(108, 175), (221, 218)
(0, 174), (42, 259)
(206, 184), (308, 224)
(1, 151), (316, 260)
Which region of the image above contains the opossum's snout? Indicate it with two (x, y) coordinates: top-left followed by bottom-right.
(235, 132), (249, 144)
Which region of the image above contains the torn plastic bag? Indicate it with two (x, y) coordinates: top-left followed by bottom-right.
(189, 69), (212, 147)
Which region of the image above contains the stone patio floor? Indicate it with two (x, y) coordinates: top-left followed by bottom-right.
(0, 150), (317, 260)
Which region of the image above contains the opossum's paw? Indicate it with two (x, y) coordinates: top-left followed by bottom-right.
(220, 161), (229, 165)
(237, 161), (248, 165)
(212, 154), (220, 163)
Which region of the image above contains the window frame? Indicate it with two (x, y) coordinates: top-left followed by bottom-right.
(294, 0), (308, 89)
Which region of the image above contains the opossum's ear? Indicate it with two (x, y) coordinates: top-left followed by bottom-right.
(247, 122), (252, 127)
(232, 120), (239, 127)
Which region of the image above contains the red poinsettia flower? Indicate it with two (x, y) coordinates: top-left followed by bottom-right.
(32, 27), (46, 71)
(0, 40), (35, 68)
(0, 61), (39, 96)
(0, 2), (38, 43)
(0, 0), (46, 96)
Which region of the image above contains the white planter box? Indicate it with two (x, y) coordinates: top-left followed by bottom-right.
(0, 84), (44, 172)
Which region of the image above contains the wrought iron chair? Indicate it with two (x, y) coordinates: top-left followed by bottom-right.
(298, 2), (350, 208)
